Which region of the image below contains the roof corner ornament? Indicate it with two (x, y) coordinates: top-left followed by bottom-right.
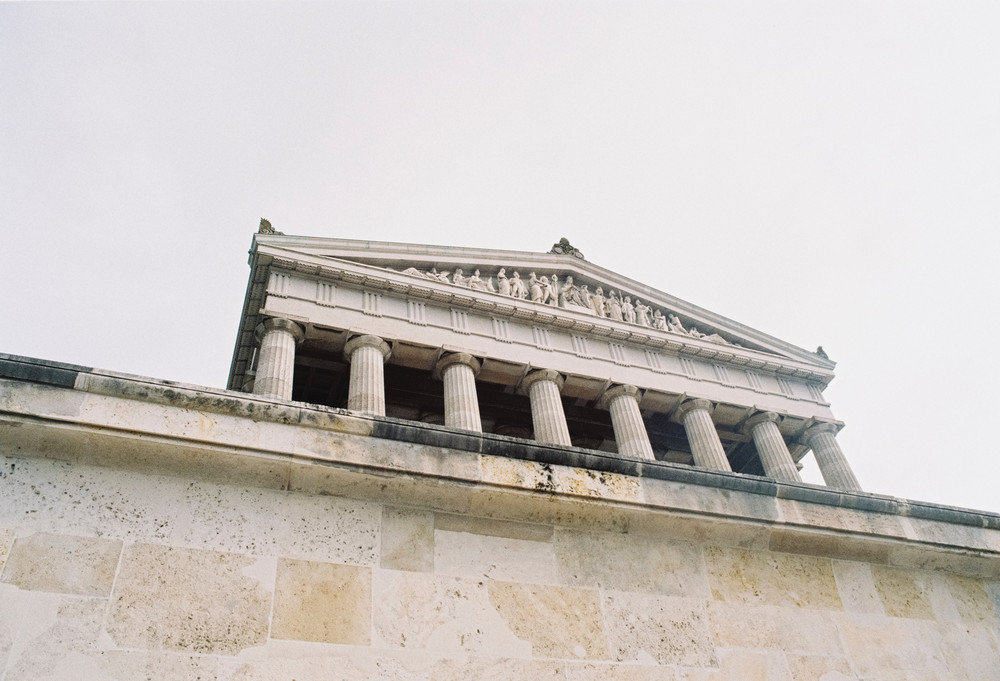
(816, 346), (830, 360)
(549, 237), (585, 260)
(258, 217), (283, 235)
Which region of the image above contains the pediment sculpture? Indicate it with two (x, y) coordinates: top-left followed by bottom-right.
(394, 264), (738, 347)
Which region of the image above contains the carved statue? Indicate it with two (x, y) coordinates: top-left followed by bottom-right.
(510, 271), (527, 299)
(653, 309), (668, 331)
(496, 268), (511, 296)
(558, 276), (586, 307)
(590, 287), (607, 317)
(529, 273), (544, 303)
(400, 267), (423, 277)
(549, 237), (585, 260)
(451, 268), (467, 287)
(634, 300), (652, 327)
(607, 291), (623, 321)
(467, 269), (491, 291)
(622, 296), (636, 324)
(667, 313), (686, 334)
(549, 275), (559, 306)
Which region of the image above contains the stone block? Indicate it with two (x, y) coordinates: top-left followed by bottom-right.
(434, 512), (553, 542)
(106, 542), (273, 655)
(602, 591), (716, 666)
(704, 546), (843, 610)
(381, 507), (435, 572)
(564, 661), (695, 680)
(947, 575), (999, 628)
(372, 570), (529, 656)
(430, 656), (568, 681)
(553, 528), (710, 597)
(707, 601), (845, 656)
(0, 585), (105, 681)
(271, 558), (372, 645)
(832, 560), (885, 615)
(0, 532), (121, 597)
(227, 645), (432, 681)
(870, 565), (935, 620)
(785, 654), (856, 681)
(91, 650), (224, 681)
(488, 580), (609, 659)
(713, 647), (794, 681)
(836, 616), (949, 678)
(435, 529), (559, 583)
(0, 526), (15, 574)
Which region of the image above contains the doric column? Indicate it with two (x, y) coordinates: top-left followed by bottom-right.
(343, 334), (391, 415)
(519, 369), (572, 446)
(433, 352), (483, 432)
(253, 318), (305, 400)
(804, 422), (862, 491)
(744, 411), (802, 482)
(598, 384), (654, 460)
(675, 398), (732, 472)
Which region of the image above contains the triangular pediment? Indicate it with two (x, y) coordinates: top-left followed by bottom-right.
(250, 233), (833, 371)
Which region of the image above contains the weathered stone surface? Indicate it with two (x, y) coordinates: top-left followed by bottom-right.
(602, 592), (716, 666)
(488, 581), (609, 659)
(554, 528), (709, 597)
(0, 532), (121, 597)
(372, 570), (529, 655)
(870, 565), (935, 620)
(0, 586), (105, 681)
(182, 480), (380, 566)
(836, 615), (949, 678)
(272, 558), (372, 645)
(228, 646), (431, 681)
(435, 512), (553, 542)
(0, 527), (13, 573)
(92, 650), (224, 681)
(704, 546), (843, 609)
(381, 507), (435, 572)
(564, 661), (695, 680)
(430, 656), (568, 681)
(708, 601), (844, 656)
(435, 529), (559, 583)
(106, 542), (272, 654)
(945, 574), (999, 628)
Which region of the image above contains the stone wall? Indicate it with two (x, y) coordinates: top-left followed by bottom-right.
(1, 356), (999, 680)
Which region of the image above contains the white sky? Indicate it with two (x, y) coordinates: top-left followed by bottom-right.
(3, 2), (998, 513)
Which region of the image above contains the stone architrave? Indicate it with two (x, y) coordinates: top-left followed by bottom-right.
(253, 318), (305, 401)
(433, 353), (483, 432)
(598, 384), (654, 460)
(343, 335), (392, 416)
(519, 369), (572, 447)
(804, 422), (862, 491)
(675, 398), (732, 472)
(744, 411), (802, 483)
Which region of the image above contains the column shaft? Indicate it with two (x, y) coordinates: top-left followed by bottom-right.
(436, 354), (483, 432)
(253, 319), (304, 400)
(807, 426), (862, 491)
(748, 413), (802, 482)
(344, 335), (391, 416)
(601, 385), (654, 460)
(522, 370), (572, 446)
(678, 400), (731, 471)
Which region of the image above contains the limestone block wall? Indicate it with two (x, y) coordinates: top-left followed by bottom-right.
(2, 452), (999, 681)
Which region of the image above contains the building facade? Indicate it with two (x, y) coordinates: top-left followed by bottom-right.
(0, 228), (997, 680)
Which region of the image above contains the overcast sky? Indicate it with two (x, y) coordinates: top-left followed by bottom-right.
(3, 2), (998, 513)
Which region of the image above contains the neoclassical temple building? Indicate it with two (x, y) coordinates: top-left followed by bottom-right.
(0, 225), (997, 680)
(232, 229), (858, 490)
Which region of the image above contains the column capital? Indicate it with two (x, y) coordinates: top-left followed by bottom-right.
(597, 383), (640, 410)
(518, 369), (565, 395)
(254, 317), (305, 344)
(742, 410), (781, 434)
(432, 352), (482, 380)
(343, 334), (391, 363)
(674, 398), (714, 421)
(804, 421), (841, 442)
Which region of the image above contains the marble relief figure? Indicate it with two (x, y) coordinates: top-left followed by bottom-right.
(393, 263), (735, 345)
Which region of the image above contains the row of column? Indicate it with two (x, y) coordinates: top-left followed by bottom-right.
(252, 321), (860, 491)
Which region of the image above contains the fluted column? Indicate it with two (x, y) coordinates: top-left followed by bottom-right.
(744, 411), (801, 482)
(805, 422), (862, 491)
(343, 335), (392, 415)
(598, 384), (654, 460)
(519, 369), (572, 446)
(253, 318), (305, 400)
(675, 398), (732, 472)
(433, 353), (483, 432)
